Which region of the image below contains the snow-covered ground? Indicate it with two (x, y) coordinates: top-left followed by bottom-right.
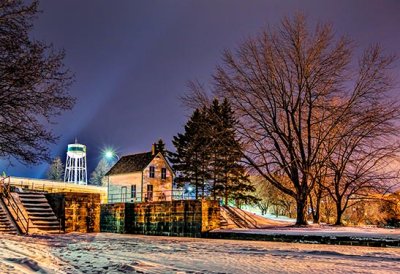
(0, 233), (400, 273)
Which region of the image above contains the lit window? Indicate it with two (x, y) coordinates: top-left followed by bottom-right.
(161, 168), (167, 180)
(149, 166), (155, 178)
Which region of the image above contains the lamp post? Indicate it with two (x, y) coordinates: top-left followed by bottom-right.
(103, 148), (119, 203)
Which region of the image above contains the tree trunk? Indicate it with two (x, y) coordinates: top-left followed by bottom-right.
(295, 198), (308, 225)
(313, 201), (320, 224)
(335, 202), (343, 225)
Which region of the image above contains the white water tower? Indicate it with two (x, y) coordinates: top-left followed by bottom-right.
(64, 140), (87, 185)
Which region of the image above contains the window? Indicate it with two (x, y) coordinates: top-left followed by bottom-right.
(149, 166), (155, 178)
(161, 168), (167, 180)
(131, 185), (136, 199)
(147, 184), (153, 201)
(121, 186), (127, 202)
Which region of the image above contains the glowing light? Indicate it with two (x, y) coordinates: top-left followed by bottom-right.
(102, 147), (119, 161)
(105, 150), (114, 159)
(187, 186), (193, 192)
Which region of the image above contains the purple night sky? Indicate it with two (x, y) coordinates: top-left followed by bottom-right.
(1, 0), (399, 179)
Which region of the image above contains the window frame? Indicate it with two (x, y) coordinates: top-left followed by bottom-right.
(161, 167), (167, 180)
(149, 166), (155, 178)
(131, 185), (136, 199)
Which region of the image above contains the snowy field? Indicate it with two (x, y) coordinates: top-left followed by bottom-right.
(0, 233), (400, 274)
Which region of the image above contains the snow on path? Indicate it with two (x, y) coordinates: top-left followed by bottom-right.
(0, 233), (400, 273)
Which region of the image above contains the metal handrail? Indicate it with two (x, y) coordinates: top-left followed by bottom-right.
(224, 205), (259, 228)
(107, 190), (199, 203)
(234, 207), (259, 228)
(0, 176), (30, 234)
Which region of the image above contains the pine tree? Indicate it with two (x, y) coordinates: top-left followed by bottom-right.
(172, 98), (257, 204)
(90, 159), (112, 186)
(207, 99), (256, 205)
(170, 108), (212, 198)
(47, 157), (64, 181)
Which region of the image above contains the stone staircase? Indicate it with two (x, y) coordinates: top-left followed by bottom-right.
(220, 206), (259, 229)
(0, 201), (18, 234)
(17, 192), (60, 234)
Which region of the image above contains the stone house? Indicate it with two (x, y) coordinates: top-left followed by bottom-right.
(105, 143), (174, 203)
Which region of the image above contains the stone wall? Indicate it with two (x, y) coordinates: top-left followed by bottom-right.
(201, 200), (220, 232)
(46, 192), (101, 233)
(100, 200), (220, 237)
(100, 203), (134, 233)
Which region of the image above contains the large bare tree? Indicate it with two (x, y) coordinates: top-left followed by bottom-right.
(214, 14), (398, 225)
(0, 0), (74, 164)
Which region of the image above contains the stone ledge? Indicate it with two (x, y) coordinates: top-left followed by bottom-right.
(203, 232), (400, 248)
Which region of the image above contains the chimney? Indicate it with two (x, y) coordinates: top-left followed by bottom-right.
(151, 143), (157, 155)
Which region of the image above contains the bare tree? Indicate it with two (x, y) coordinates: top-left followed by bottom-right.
(0, 1), (74, 164)
(214, 14), (398, 225)
(325, 132), (400, 225)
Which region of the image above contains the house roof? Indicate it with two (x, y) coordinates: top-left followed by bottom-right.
(105, 152), (154, 176)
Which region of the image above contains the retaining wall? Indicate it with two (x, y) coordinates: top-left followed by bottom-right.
(100, 200), (220, 237)
(46, 192), (101, 233)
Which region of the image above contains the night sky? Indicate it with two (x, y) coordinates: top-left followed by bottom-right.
(1, 0), (399, 179)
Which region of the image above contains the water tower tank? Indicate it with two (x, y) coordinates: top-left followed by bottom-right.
(64, 142), (87, 185)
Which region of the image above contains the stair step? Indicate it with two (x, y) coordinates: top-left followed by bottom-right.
(18, 192), (46, 196)
(28, 211), (55, 215)
(26, 206), (53, 212)
(22, 203), (51, 208)
(19, 194), (46, 198)
(29, 224), (59, 230)
(3, 193), (60, 234)
(31, 219), (59, 224)
(20, 198), (49, 203)
(0, 204), (18, 234)
(30, 215), (58, 220)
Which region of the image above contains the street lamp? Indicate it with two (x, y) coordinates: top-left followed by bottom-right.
(102, 147), (119, 203)
(103, 148), (120, 161)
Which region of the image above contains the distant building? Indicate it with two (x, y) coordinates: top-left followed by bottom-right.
(105, 142), (174, 203)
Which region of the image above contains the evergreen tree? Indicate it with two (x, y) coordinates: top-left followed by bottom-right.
(207, 99), (256, 205)
(90, 159), (112, 186)
(170, 108), (212, 198)
(172, 98), (257, 204)
(47, 157), (64, 181)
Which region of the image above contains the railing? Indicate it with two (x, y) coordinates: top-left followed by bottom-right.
(0, 176), (30, 234)
(231, 206), (259, 228)
(5, 177), (107, 203)
(223, 206), (259, 229)
(108, 190), (200, 204)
